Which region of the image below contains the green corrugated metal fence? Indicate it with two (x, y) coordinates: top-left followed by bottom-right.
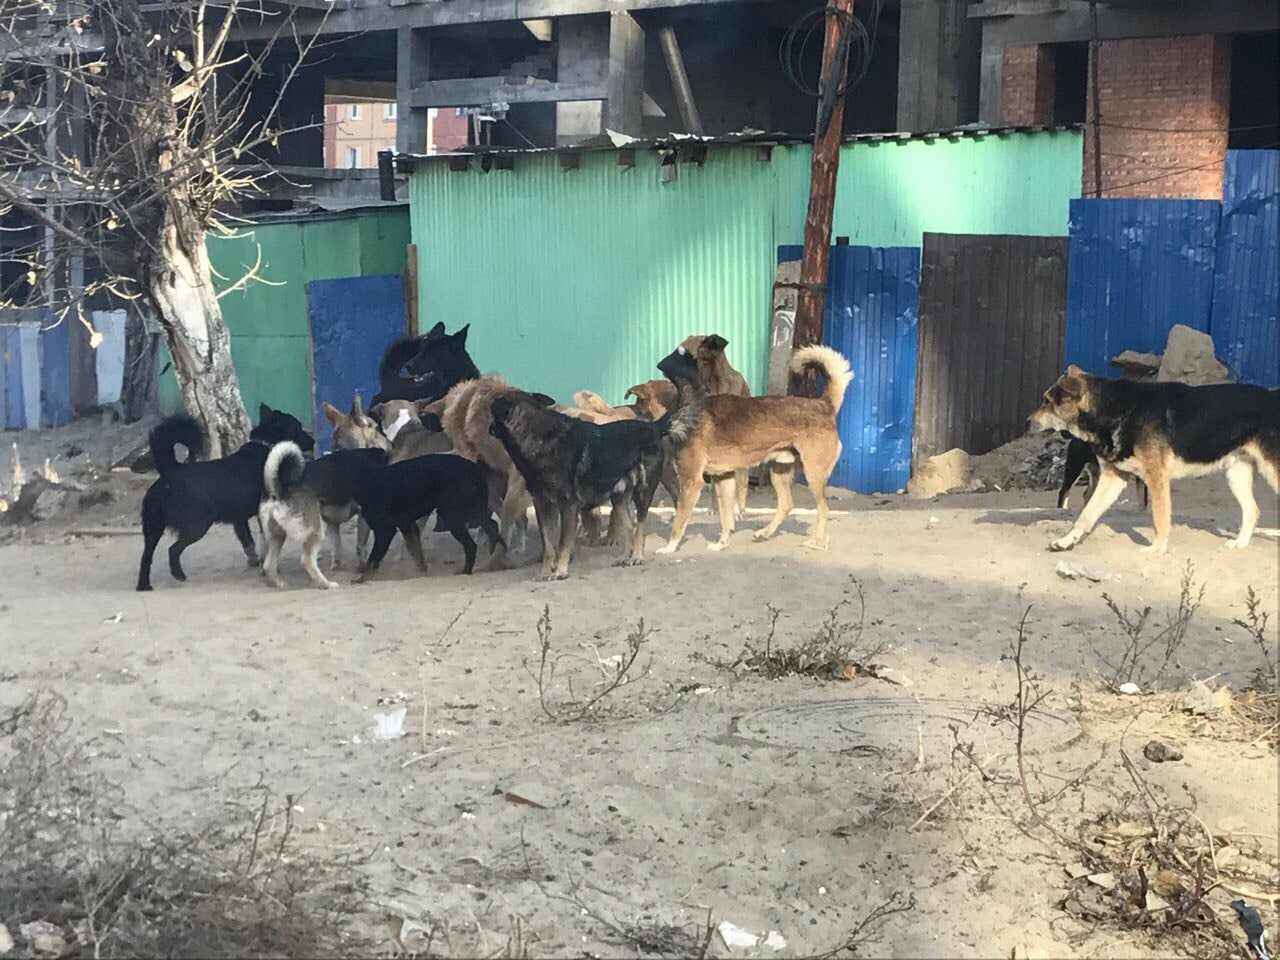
(408, 131), (1082, 405)
(158, 207), (410, 428)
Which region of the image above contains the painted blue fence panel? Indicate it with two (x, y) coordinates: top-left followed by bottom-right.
(1210, 150), (1280, 386)
(307, 274), (406, 452)
(1065, 198), (1220, 376)
(779, 244), (921, 494)
(40, 318), (71, 427)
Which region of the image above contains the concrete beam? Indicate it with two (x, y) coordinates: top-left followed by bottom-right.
(224, 0), (763, 43)
(897, 0), (981, 131)
(327, 79), (397, 102)
(970, 0), (1277, 42)
(410, 77), (607, 108)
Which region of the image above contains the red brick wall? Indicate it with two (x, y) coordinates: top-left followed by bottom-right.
(1001, 45), (1055, 126)
(1083, 34), (1231, 199)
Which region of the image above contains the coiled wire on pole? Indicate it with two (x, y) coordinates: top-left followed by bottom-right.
(777, 0), (885, 137)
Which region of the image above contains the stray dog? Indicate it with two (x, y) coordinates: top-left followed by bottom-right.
(365, 399), (454, 461)
(1058, 435), (1148, 510)
(370, 322), (480, 408)
(1030, 365), (1280, 554)
(261, 442), (503, 586)
(564, 390), (647, 424)
(136, 405), (315, 591)
(323, 396), (391, 453)
(656, 343), (852, 554)
(488, 378), (701, 580)
(259, 445), (389, 589)
(625, 380), (675, 420)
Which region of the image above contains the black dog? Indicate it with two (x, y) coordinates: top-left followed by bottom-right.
(1058, 435), (1149, 510)
(370, 322), (480, 410)
(262, 443), (504, 583)
(488, 374), (701, 581)
(137, 405), (315, 591)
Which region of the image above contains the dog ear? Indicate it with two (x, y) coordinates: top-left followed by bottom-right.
(349, 394), (364, 419)
(321, 402), (345, 427)
(258, 403), (272, 422)
(425, 321), (446, 338)
(453, 324), (470, 345)
(704, 334), (729, 352)
(1065, 364), (1087, 378)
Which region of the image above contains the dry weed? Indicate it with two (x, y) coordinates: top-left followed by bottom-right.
(0, 691), (366, 958)
(1096, 562), (1204, 691)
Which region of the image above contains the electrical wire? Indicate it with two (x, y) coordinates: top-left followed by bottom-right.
(778, 0), (885, 133)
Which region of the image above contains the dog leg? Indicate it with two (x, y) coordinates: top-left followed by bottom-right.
(261, 517), (287, 589)
(733, 467), (748, 523)
(753, 464), (795, 542)
(657, 457), (706, 555)
(356, 516), (370, 570)
(1224, 459), (1260, 549)
(136, 504), (165, 592)
(233, 519), (260, 567)
(532, 498), (560, 580)
(1139, 468), (1173, 555)
(167, 523), (210, 583)
(1050, 464), (1127, 552)
(707, 476), (736, 551)
(550, 501), (577, 580)
(450, 526), (479, 574)
(301, 531), (340, 589)
(402, 521), (429, 572)
(355, 528), (395, 582)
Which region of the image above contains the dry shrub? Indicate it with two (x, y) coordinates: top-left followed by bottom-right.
(0, 691), (366, 958)
(1096, 563), (1204, 691)
(695, 577), (885, 681)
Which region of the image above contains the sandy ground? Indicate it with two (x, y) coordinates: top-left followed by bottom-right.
(1, 419), (1277, 958)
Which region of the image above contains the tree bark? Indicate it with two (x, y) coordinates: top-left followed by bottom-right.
(144, 207), (250, 457)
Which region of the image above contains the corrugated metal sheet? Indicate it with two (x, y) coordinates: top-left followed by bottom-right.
(308, 274), (407, 452)
(413, 146), (781, 403)
(157, 208), (410, 427)
(1064, 198), (1220, 377)
(914, 233), (1068, 464)
(1210, 150), (1279, 386)
(779, 243), (920, 494)
(410, 131), (1083, 404)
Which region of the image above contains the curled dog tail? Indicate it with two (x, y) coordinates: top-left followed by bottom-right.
(790, 345), (854, 414)
(263, 441), (306, 500)
(148, 415), (205, 476)
(655, 380), (706, 446)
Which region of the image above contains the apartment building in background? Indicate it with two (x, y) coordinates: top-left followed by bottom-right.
(323, 101), (470, 169)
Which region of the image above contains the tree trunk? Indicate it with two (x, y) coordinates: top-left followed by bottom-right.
(145, 209), (250, 458)
(120, 307), (158, 423)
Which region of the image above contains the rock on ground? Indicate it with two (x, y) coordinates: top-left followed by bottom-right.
(907, 448), (971, 497)
(1157, 324), (1228, 385)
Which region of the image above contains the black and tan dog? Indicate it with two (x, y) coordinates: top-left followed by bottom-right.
(488, 377), (701, 580)
(656, 343), (852, 554)
(1031, 365), (1280, 554)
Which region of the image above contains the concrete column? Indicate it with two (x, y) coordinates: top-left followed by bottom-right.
(604, 11), (644, 137)
(555, 16), (607, 146)
(978, 28), (1005, 124)
(896, 0), (981, 131)
(397, 27), (431, 154)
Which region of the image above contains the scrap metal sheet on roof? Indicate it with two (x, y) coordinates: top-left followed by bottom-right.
(1064, 198), (1220, 377)
(1210, 150), (1279, 386)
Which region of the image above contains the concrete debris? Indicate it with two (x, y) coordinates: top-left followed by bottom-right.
(1055, 560), (1114, 582)
(1110, 350), (1161, 379)
(968, 433), (1071, 493)
(907, 448), (970, 497)
(1157, 324), (1228, 386)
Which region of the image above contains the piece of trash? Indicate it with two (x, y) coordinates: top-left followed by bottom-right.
(1086, 872), (1115, 890)
(1212, 684), (1234, 716)
(1216, 846), (1241, 869)
(763, 931), (786, 951)
(0, 924), (12, 957)
(1142, 739), (1183, 763)
(18, 922), (64, 957)
(1055, 560), (1113, 582)
(1144, 891), (1171, 912)
(1064, 862), (1090, 879)
(1118, 682), (1141, 695)
(1230, 900), (1271, 960)
(717, 922), (759, 950)
(503, 781), (553, 809)
(372, 707), (407, 741)
(928, 516), (939, 524)
(1178, 680), (1220, 717)
(865, 664), (913, 687)
(103, 612), (123, 624)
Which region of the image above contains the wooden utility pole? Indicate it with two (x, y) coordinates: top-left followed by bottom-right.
(791, 0), (853, 396)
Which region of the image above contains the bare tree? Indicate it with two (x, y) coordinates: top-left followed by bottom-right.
(0, 0), (328, 453)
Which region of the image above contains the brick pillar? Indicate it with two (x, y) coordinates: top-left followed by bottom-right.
(1000, 44), (1054, 125)
(1083, 34), (1231, 199)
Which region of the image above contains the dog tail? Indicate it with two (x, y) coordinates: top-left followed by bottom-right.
(148, 415), (206, 476)
(655, 381), (705, 446)
(378, 337), (422, 385)
(263, 441), (306, 500)
(573, 390), (614, 416)
(790, 345), (854, 413)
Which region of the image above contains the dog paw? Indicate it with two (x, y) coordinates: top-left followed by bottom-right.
(613, 557), (643, 567)
(751, 531), (773, 543)
(803, 537), (829, 551)
(707, 540), (729, 552)
(1139, 541), (1169, 556)
(655, 542), (680, 555)
(1225, 536), (1251, 550)
(321, 580), (340, 590)
(246, 556), (261, 568)
(1048, 537), (1075, 552)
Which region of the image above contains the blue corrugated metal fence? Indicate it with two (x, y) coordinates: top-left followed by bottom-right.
(1064, 198), (1220, 376)
(780, 243), (921, 495)
(1210, 150), (1279, 386)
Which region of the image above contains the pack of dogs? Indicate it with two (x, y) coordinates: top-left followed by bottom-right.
(135, 326), (1279, 592)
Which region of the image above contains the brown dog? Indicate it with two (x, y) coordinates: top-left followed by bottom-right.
(323, 396), (390, 454)
(656, 343), (852, 553)
(366, 399), (454, 462)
